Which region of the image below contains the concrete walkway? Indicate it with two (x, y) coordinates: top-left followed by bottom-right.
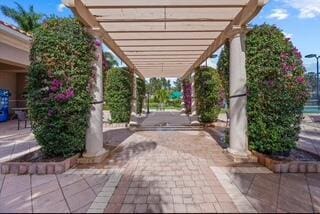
(0, 120), (38, 163)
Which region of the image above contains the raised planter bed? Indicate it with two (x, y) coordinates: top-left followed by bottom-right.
(253, 150), (320, 173)
(0, 150), (79, 175)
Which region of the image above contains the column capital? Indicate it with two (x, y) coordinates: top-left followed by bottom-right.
(226, 25), (251, 40)
(86, 27), (104, 38)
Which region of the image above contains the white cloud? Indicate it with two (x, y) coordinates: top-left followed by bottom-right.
(283, 31), (293, 38)
(284, 0), (320, 19)
(57, 3), (66, 12)
(267, 9), (289, 20)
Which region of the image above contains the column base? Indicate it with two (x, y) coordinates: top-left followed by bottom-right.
(129, 112), (139, 127)
(226, 148), (257, 163)
(78, 149), (109, 164)
(129, 121), (138, 126)
(190, 114), (200, 126)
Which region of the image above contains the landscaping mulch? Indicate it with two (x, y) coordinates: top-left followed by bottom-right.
(269, 148), (320, 162)
(11, 150), (67, 163)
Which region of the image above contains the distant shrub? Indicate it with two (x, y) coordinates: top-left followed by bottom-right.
(195, 67), (224, 123)
(105, 67), (132, 122)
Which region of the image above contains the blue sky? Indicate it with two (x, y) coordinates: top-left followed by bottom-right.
(0, 0), (319, 74)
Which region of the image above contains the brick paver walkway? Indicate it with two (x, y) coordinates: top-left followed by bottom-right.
(140, 112), (190, 126)
(298, 120), (320, 156)
(98, 131), (239, 213)
(1, 119), (320, 213)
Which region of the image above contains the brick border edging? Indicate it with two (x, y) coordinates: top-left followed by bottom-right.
(0, 154), (79, 175)
(252, 151), (320, 173)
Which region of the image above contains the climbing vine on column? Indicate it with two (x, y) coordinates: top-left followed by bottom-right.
(195, 67), (224, 123)
(137, 77), (146, 115)
(182, 79), (192, 114)
(27, 18), (95, 157)
(217, 24), (308, 155)
(105, 67), (132, 123)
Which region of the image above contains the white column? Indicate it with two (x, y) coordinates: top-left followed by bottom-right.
(129, 73), (138, 126)
(180, 79), (186, 115)
(142, 96), (147, 115)
(83, 36), (106, 158)
(190, 71), (200, 125)
(228, 31), (250, 158)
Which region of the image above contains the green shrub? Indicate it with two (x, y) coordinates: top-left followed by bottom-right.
(105, 67), (132, 122)
(217, 24), (308, 154)
(27, 18), (95, 157)
(137, 77), (146, 114)
(195, 67), (224, 123)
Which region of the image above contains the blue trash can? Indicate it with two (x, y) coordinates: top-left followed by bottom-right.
(0, 89), (11, 122)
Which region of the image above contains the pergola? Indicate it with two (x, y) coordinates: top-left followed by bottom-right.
(64, 0), (268, 162)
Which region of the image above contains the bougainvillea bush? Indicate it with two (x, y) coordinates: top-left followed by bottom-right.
(182, 79), (192, 114)
(137, 77), (146, 114)
(217, 24), (308, 155)
(105, 67), (132, 122)
(27, 18), (95, 157)
(195, 67), (224, 123)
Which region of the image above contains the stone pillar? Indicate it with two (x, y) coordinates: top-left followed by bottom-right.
(83, 36), (107, 162)
(142, 96), (146, 115)
(129, 72), (138, 126)
(180, 79), (186, 115)
(227, 29), (250, 159)
(190, 71), (200, 125)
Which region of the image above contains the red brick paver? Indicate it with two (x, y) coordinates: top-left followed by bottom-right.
(101, 131), (237, 213)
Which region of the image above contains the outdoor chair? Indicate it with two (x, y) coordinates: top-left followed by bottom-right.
(15, 110), (28, 130)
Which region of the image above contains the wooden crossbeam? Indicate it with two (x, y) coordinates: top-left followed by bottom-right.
(83, 0), (250, 8)
(182, 0), (268, 79)
(66, 0), (268, 79)
(110, 32), (220, 40)
(64, 0), (144, 79)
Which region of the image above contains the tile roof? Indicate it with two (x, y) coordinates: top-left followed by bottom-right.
(0, 20), (32, 37)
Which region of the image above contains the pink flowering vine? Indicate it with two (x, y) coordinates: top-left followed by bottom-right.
(55, 88), (75, 103)
(50, 79), (62, 92)
(183, 82), (192, 114)
(296, 76), (305, 84)
(95, 39), (101, 47)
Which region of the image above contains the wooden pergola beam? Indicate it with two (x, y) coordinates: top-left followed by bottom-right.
(63, 0), (145, 79)
(97, 19), (234, 23)
(82, 0), (250, 8)
(110, 32), (220, 40)
(66, 0), (268, 79)
(182, 0), (268, 79)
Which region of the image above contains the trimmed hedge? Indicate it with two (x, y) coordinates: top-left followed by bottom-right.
(195, 67), (224, 123)
(217, 24), (308, 154)
(137, 77), (146, 114)
(105, 67), (132, 122)
(27, 18), (95, 157)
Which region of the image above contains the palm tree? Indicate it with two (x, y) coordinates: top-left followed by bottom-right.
(0, 2), (43, 32)
(104, 52), (119, 68)
(155, 89), (169, 111)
